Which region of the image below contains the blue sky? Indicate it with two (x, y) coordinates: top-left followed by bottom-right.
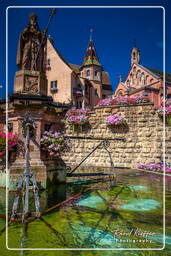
(0, 0), (171, 99)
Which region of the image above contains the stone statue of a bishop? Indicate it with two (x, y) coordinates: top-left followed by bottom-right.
(16, 13), (46, 72)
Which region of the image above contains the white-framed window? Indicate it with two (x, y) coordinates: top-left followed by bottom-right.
(50, 80), (57, 91)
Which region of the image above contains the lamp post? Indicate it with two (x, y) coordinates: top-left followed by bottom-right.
(11, 116), (40, 222)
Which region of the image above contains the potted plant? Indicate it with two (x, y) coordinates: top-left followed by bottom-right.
(41, 131), (71, 158)
(157, 101), (171, 125)
(65, 108), (90, 132)
(106, 114), (126, 127)
(0, 132), (18, 161)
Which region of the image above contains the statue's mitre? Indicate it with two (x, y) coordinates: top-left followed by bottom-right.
(29, 13), (37, 20)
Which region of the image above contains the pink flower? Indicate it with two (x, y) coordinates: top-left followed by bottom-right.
(165, 168), (171, 172)
(106, 114), (126, 126)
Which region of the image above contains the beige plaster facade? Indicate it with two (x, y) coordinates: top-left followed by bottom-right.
(46, 38), (112, 108)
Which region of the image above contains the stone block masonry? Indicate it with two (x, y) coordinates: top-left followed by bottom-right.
(63, 103), (171, 169)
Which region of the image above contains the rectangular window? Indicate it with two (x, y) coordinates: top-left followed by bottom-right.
(44, 123), (52, 132)
(8, 123), (13, 132)
(47, 59), (51, 65)
(79, 102), (82, 108)
(95, 88), (98, 95)
(50, 80), (57, 91)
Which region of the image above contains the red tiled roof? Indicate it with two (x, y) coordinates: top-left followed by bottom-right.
(102, 71), (111, 85)
(68, 63), (80, 73)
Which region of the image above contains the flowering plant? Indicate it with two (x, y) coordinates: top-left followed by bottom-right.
(41, 131), (71, 157)
(130, 95), (148, 103)
(97, 97), (114, 106)
(157, 105), (171, 116)
(0, 132), (18, 158)
(137, 163), (162, 171)
(97, 94), (148, 106)
(65, 108), (90, 126)
(106, 114), (126, 126)
(138, 163), (171, 173)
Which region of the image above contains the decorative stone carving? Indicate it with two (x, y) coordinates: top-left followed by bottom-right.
(14, 70), (47, 96)
(24, 75), (38, 93)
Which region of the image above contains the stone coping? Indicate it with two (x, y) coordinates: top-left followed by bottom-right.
(67, 135), (126, 141)
(94, 102), (154, 109)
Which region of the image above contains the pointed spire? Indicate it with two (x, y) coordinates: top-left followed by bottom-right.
(82, 31), (102, 67)
(132, 38), (137, 48)
(90, 28), (93, 41)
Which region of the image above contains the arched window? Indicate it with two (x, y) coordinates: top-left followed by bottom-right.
(150, 78), (154, 84)
(130, 73), (133, 85)
(133, 66), (136, 73)
(140, 72), (145, 86)
(118, 91), (123, 96)
(86, 70), (90, 76)
(94, 70), (98, 76)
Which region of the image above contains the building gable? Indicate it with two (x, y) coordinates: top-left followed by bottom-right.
(124, 63), (159, 90)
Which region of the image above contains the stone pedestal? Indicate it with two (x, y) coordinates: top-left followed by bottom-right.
(14, 70), (47, 96)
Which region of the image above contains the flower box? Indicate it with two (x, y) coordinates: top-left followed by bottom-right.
(106, 114), (126, 126)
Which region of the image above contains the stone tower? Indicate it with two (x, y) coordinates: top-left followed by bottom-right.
(80, 36), (103, 82)
(131, 47), (140, 66)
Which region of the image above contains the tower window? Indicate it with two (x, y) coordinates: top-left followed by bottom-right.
(95, 88), (98, 95)
(50, 80), (57, 91)
(86, 70), (90, 76)
(94, 70), (98, 76)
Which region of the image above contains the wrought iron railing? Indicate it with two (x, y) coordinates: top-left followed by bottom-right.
(67, 137), (125, 176)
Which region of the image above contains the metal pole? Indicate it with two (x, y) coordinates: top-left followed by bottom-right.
(31, 8), (57, 70)
(23, 125), (30, 220)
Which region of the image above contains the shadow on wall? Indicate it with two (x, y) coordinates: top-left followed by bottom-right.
(108, 123), (129, 134)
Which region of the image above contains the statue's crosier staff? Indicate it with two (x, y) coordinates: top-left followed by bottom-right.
(31, 8), (57, 71)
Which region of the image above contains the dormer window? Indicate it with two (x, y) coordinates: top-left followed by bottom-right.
(50, 80), (57, 92)
(86, 70), (90, 77)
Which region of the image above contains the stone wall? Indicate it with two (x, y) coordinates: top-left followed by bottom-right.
(63, 103), (171, 169)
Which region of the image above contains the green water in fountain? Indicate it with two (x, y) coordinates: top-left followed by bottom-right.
(0, 170), (171, 256)
(120, 199), (160, 211)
